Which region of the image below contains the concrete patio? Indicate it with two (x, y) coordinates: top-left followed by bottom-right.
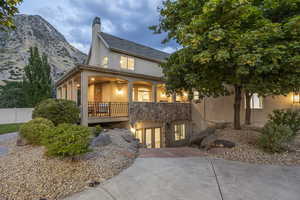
(65, 152), (300, 200)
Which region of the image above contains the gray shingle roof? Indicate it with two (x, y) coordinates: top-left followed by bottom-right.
(99, 32), (170, 62)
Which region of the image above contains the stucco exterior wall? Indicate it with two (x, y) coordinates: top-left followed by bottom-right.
(0, 108), (33, 124)
(87, 34), (164, 78)
(191, 93), (298, 128)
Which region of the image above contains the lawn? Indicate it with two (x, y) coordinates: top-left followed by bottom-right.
(0, 123), (23, 135)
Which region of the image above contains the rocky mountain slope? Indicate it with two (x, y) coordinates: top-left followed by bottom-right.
(0, 14), (87, 81)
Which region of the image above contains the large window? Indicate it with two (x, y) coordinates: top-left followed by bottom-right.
(246, 93), (263, 109)
(137, 88), (151, 102)
(102, 56), (108, 68)
(174, 123), (186, 141)
(120, 56), (134, 70)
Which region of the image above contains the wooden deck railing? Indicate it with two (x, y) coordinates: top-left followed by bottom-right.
(88, 102), (129, 118)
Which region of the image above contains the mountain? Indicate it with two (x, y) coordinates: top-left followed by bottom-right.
(0, 14), (87, 81)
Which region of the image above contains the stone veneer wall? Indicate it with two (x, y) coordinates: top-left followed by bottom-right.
(129, 102), (191, 124)
(129, 102), (192, 147)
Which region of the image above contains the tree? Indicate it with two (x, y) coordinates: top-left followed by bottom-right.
(151, 0), (300, 129)
(0, 80), (26, 108)
(23, 47), (52, 107)
(0, 0), (23, 30)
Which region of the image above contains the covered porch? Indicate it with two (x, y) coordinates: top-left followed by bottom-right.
(56, 65), (189, 125)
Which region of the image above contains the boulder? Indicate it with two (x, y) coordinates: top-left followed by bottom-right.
(189, 127), (216, 146)
(200, 133), (218, 150)
(16, 136), (29, 146)
(91, 133), (111, 147)
(122, 134), (134, 143)
(214, 139), (235, 148)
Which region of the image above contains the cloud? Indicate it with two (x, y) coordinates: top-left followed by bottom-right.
(19, 0), (179, 54)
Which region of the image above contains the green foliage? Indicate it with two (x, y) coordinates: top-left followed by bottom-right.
(93, 125), (103, 137)
(259, 122), (293, 153)
(268, 109), (300, 136)
(19, 118), (54, 145)
(32, 99), (80, 126)
(43, 123), (91, 158)
(151, 0), (300, 129)
(0, 81), (27, 108)
(23, 47), (52, 107)
(0, 0), (23, 30)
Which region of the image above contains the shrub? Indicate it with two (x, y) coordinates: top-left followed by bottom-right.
(32, 99), (80, 125)
(19, 118), (54, 145)
(268, 109), (300, 136)
(43, 123), (92, 158)
(259, 122), (293, 153)
(93, 125), (103, 137)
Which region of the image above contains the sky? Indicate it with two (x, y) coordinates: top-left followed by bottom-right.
(18, 0), (179, 54)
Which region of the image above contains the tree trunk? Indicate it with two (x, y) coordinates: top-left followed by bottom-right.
(245, 91), (252, 125)
(234, 85), (242, 130)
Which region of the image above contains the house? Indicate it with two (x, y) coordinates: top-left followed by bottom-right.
(56, 17), (299, 148)
(55, 17), (191, 148)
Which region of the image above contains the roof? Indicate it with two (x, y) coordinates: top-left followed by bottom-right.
(55, 64), (164, 87)
(99, 32), (170, 63)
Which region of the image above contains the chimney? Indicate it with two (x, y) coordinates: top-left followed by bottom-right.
(92, 17), (101, 42)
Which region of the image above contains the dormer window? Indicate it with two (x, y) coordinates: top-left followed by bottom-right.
(120, 56), (134, 70)
(102, 56), (108, 68)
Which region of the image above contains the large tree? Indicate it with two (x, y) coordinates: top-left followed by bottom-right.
(151, 0), (300, 129)
(0, 0), (23, 30)
(0, 80), (26, 108)
(23, 47), (52, 107)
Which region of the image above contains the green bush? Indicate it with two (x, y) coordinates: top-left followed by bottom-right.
(19, 118), (54, 145)
(32, 99), (80, 125)
(259, 122), (293, 153)
(93, 125), (103, 137)
(43, 123), (92, 157)
(268, 109), (300, 136)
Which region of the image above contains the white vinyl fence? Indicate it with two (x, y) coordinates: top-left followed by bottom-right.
(0, 108), (34, 124)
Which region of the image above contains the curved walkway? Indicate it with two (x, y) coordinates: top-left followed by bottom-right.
(65, 148), (300, 200)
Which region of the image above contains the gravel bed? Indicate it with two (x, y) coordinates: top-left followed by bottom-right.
(204, 128), (300, 166)
(0, 129), (138, 200)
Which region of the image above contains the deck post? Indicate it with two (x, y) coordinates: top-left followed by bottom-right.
(128, 81), (133, 103)
(81, 71), (89, 126)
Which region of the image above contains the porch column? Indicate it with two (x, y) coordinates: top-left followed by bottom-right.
(172, 93), (176, 103)
(81, 71), (88, 126)
(152, 83), (157, 102)
(128, 81), (133, 103)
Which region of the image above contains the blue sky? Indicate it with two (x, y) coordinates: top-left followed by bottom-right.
(18, 0), (178, 54)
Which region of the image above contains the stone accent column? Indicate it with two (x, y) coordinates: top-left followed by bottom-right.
(81, 71), (88, 126)
(128, 81), (133, 103)
(152, 83), (157, 102)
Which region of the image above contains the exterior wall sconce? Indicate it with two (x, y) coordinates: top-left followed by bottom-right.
(116, 89), (124, 95)
(76, 84), (80, 88)
(293, 92), (300, 104)
(90, 77), (95, 81)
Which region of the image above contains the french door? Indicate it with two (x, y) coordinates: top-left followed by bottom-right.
(135, 127), (161, 148)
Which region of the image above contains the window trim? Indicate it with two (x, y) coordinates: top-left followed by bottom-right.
(120, 55), (135, 71)
(174, 123), (186, 141)
(245, 93), (263, 110)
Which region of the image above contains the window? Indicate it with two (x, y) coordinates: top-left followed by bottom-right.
(120, 56), (134, 70)
(138, 88), (151, 102)
(246, 93), (263, 109)
(102, 56), (108, 68)
(174, 123), (186, 141)
(193, 91), (200, 100)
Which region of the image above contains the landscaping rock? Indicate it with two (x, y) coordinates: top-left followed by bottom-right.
(91, 133), (111, 147)
(16, 136), (29, 146)
(189, 127), (216, 146)
(214, 139), (236, 148)
(121, 134), (134, 143)
(200, 133), (218, 150)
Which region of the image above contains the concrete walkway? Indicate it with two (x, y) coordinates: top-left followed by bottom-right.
(0, 132), (18, 156)
(65, 153), (300, 200)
